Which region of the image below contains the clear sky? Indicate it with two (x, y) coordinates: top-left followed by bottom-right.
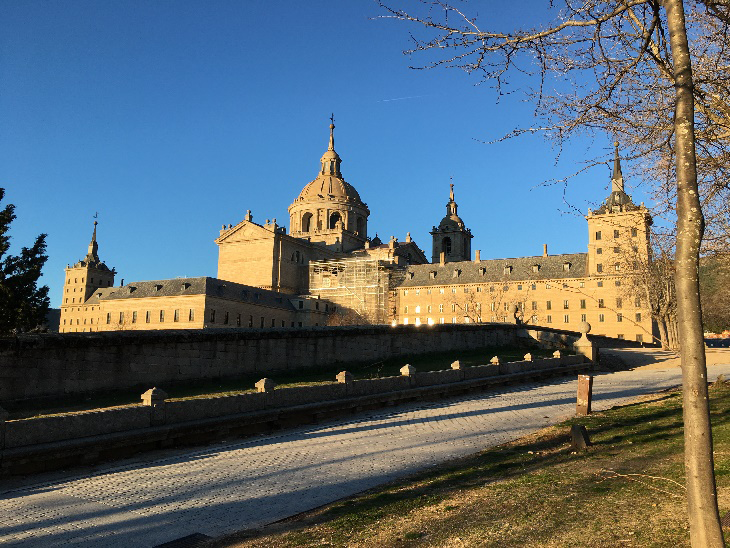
(0, 1), (653, 307)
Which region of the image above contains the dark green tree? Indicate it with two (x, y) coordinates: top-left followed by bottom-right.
(0, 188), (50, 334)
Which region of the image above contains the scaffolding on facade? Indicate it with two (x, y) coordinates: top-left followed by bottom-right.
(309, 257), (405, 325)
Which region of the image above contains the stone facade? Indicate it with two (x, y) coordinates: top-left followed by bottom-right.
(58, 125), (655, 342)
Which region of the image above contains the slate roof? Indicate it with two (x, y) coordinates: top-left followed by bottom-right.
(98, 277), (297, 311)
(397, 253), (588, 288)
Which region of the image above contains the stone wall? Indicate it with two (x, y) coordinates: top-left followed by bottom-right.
(0, 323), (581, 403)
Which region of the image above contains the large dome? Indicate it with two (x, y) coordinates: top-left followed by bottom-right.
(296, 175), (363, 204)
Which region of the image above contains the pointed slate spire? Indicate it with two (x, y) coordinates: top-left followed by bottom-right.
(87, 221), (99, 261)
(611, 141), (624, 193)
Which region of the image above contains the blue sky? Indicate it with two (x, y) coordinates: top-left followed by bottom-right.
(0, 1), (653, 306)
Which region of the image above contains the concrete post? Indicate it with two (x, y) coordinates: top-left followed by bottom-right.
(576, 375), (594, 416)
(141, 387), (168, 426)
(336, 371), (354, 395)
(451, 360), (464, 381)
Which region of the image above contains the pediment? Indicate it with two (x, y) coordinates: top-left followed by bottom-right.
(215, 221), (276, 244)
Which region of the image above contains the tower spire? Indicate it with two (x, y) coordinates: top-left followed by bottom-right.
(612, 141), (624, 192)
(449, 178), (455, 202)
(87, 220), (99, 261)
(320, 114), (342, 177)
(328, 113), (335, 151)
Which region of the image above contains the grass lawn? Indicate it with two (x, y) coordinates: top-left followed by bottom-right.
(5, 345), (559, 419)
(207, 381), (730, 547)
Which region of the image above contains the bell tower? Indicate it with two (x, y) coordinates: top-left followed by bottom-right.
(60, 221), (116, 332)
(430, 182), (473, 263)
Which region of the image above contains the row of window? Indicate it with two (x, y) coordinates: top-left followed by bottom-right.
(595, 262), (639, 273)
(401, 279), (630, 296)
(595, 245), (639, 255)
(402, 313), (645, 332)
(595, 228), (639, 240)
(404, 297), (642, 314)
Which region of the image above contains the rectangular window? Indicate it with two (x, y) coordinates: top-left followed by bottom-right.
(598, 299), (605, 308)
(635, 297), (641, 307)
(616, 298), (622, 308)
(581, 314), (586, 322)
(546, 315), (552, 324)
(452, 303), (456, 312)
(119, 311), (124, 324)
(224, 312), (229, 325)
(517, 284), (522, 290)
(210, 310), (215, 323)
(531, 301), (537, 310)
(298, 301), (304, 309)
(146, 311), (151, 323)
(617, 313), (623, 322)
(271, 318), (275, 327)
(439, 317), (444, 324)
(531, 315), (538, 323)
(189, 309), (195, 321)
(636, 334), (644, 343)
(597, 281), (604, 287)
(579, 281), (585, 288)
(490, 302), (495, 311)
(615, 280), (621, 286)
(531, 283), (537, 290)
(248, 315), (253, 327)
(427, 305), (432, 313)
(563, 300), (569, 309)
(237, 313), (242, 327)
(439, 288), (444, 294)
(476, 287), (482, 293)
(614, 263), (621, 271)
(504, 302), (509, 311)
(106, 313), (111, 324)
(595, 231), (602, 240)
(452, 317), (457, 323)
(174, 309), (180, 322)
(160, 310), (165, 322)
(599, 313), (605, 322)
(597, 264), (603, 273)
(597, 248), (603, 255)
(132, 311), (137, 324)
(614, 229), (620, 238)
(614, 246), (620, 253)
(564, 314), (569, 323)
(260, 316), (265, 328)
(636, 313), (642, 322)
(439, 304), (444, 313)
(416, 289), (420, 295)
(546, 301), (552, 310)
(617, 334), (624, 340)
(404, 306), (408, 313)
(580, 299), (586, 309)
(631, 228), (638, 237)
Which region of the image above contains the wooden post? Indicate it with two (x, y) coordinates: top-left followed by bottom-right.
(576, 375), (593, 416)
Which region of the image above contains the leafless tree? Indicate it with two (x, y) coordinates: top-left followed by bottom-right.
(378, 1), (727, 543)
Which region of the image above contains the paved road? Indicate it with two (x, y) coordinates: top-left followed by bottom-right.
(2, 358), (730, 547)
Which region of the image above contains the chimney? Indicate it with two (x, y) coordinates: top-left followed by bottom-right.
(406, 232), (412, 243)
(474, 250), (481, 263)
(543, 244), (548, 257)
(440, 251), (446, 266)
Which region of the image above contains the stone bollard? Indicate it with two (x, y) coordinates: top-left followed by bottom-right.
(141, 387), (168, 426)
(336, 371), (354, 384)
(451, 360), (464, 381)
(400, 364), (417, 387)
(573, 321), (598, 364)
(0, 405), (8, 450)
(336, 371), (354, 395)
(523, 353), (533, 362)
(553, 350), (562, 358)
(255, 378), (277, 393)
(490, 356), (500, 365)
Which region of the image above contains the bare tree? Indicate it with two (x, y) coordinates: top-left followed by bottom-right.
(378, 1), (727, 543)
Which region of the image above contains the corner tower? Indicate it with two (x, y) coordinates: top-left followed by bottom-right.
(60, 221), (116, 332)
(288, 117), (370, 252)
(431, 183), (473, 263)
(586, 143), (652, 277)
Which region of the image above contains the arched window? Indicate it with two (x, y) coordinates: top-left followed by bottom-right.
(442, 237), (452, 255)
(301, 212), (313, 233)
(329, 212), (342, 229)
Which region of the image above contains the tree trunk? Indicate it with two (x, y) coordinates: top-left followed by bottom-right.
(659, 319), (670, 350)
(663, 0), (724, 545)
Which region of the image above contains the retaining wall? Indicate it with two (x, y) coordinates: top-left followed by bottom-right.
(0, 324), (581, 402)
(0, 353), (588, 476)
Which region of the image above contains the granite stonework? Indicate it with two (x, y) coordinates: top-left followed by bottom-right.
(0, 324), (587, 402)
